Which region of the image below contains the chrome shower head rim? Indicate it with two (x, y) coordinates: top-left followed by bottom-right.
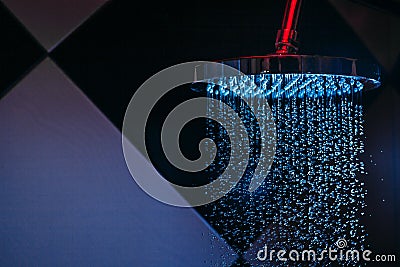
(218, 55), (381, 91)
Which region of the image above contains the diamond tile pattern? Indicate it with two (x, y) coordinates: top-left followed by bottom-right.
(0, 1), (45, 98)
(0, 0), (399, 266)
(2, 0), (109, 51)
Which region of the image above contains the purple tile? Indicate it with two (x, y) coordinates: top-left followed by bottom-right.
(0, 58), (237, 266)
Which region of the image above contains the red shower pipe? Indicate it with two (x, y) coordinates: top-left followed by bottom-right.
(275, 0), (303, 54)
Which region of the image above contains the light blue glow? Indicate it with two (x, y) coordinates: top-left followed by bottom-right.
(206, 74), (367, 100)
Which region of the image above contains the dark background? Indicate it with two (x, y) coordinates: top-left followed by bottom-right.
(0, 0), (399, 266)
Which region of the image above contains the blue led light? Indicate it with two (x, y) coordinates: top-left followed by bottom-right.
(207, 74), (369, 99)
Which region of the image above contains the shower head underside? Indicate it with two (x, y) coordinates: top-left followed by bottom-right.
(206, 54), (381, 99)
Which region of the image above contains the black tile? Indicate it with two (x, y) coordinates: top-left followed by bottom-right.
(50, 0), (286, 129)
(351, 0), (400, 17)
(0, 2), (46, 99)
(299, 0), (375, 60)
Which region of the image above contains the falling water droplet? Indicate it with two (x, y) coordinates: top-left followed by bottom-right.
(201, 74), (367, 265)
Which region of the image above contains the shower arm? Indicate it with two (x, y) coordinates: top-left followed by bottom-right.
(275, 0), (303, 54)
(215, 0), (380, 91)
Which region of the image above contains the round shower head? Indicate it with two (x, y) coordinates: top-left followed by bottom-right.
(192, 55), (380, 100)
(220, 54), (381, 92)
